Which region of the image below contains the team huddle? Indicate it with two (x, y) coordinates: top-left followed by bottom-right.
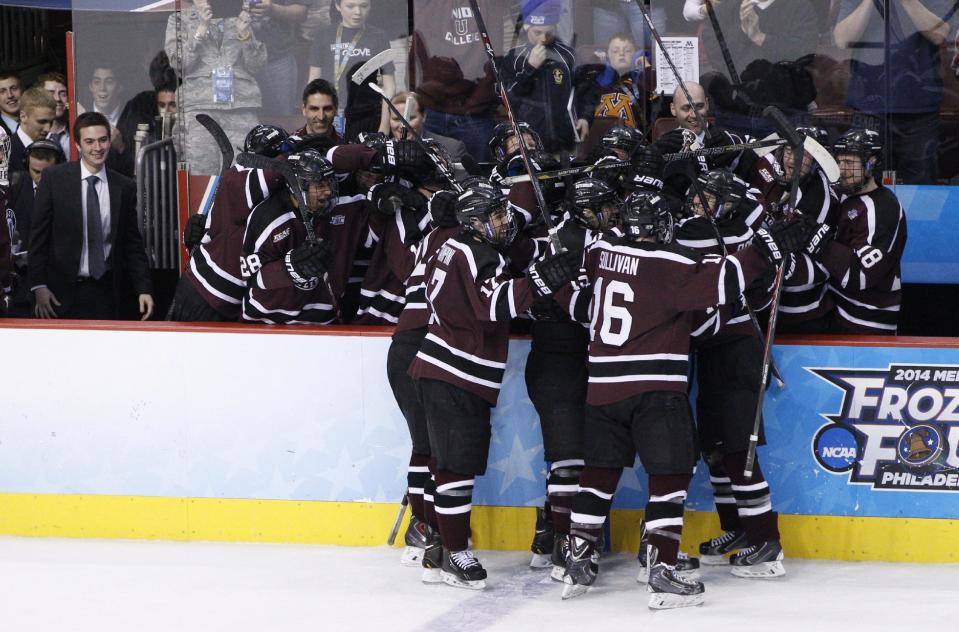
(172, 87), (906, 608)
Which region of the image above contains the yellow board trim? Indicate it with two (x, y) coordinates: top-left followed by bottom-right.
(1, 493), (956, 563)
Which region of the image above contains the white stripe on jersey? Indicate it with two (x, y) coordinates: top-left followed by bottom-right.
(588, 352), (687, 363)
(360, 287), (405, 303)
(253, 211), (297, 253)
(189, 256), (243, 304)
(588, 374), (688, 384)
(592, 240), (698, 265)
(198, 242), (245, 287)
(834, 305), (898, 331)
(424, 332), (507, 369)
(414, 351), (502, 389)
(830, 287), (900, 311)
(446, 239), (479, 279)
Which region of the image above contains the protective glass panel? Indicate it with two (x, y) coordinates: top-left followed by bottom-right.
(71, 8), (174, 177)
(165, 0), (409, 175)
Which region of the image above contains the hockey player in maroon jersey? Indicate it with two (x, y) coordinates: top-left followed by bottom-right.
(385, 188), (461, 566)
(354, 138), (453, 326)
(672, 169), (786, 579)
(171, 125), (289, 321)
(240, 150), (372, 325)
(772, 127), (842, 334)
(561, 191), (808, 608)
(407, 182), (579, 590)
(804, 129), (907, 335)
(525, 178), (619, 578)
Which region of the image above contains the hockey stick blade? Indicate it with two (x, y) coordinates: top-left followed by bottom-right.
(762, 107), (802, 148)
(196, 114), (235, 176)
(235, 151), (292, 177)
(803, 135), (840, 184)
(753, 133), (781, 157)
(351, 49), (395, 87)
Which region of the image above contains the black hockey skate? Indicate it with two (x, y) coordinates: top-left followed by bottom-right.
(549, 533), (570, 582)
(636, 520), (700, 583)
(730, 539), (785, 578)
(561, 536), (598, 600)
(529, 506), (555, 568)
(420, 531), (443, 584)
(401, 516), (433, 567)
(699, 529), (748, 565)
(646, 545), (705, 610)
(441, 549), (488, 590)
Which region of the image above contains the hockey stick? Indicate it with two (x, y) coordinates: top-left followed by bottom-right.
(350, 48), (396, 86)
(234, 151), (342, 321)
(196, 114), (234, 178)
(703, 1), (751, 106)
(500, 138), (787, 186)
(367, 83), (464, 194)
(466, 0), (563, 253)
(386, 494), (409, 546)
(743, 106), (805, 480)
(754, 132), (840, 184)
(631, 0), (715, 143)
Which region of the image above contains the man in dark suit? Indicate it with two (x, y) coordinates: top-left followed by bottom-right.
(29, 111), (154, 320)
(4, 139), (64, 317)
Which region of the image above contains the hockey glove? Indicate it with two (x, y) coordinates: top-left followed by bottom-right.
(368, 182), (427, 216)
(752, 218), (807, 264)
(372, 139), (430, 177)
(801, 218), (834, 260)
(183, 213), (207, 250)
(284, 240), (333, 290)
(428, 190), (460, 228)
(527, 250), (580, 299)
(653, 128), (687, 156)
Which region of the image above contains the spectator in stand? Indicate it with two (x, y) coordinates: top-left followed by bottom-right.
(834, 0), (953, 184)
(0, 70), (21, 138)
(165, 0), (266, 176)
(308, 0), (396, 140)
(81, 65), (124, 130)
(388, 91), (468, 165)
(504, 0), (587, 154)
(113, 52), (180, 177)
(691, 0), (819, 137)
(28, 112), (154, 320)
(9, 88), (57, 184)
(37, 72), (71, 159)
(577, 32), (656, 136)
(249, 0), (308, 116)
(301, 0), (332, 41)
(410, 0), (507, 162)
(592, 0), (667, 64)
(5, 139), (64, 317)
(298, 78), (344, 143)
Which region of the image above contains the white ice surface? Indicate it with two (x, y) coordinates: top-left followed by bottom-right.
(0, 537), (956, 631)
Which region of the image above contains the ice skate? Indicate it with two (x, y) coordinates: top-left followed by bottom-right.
(400, 516), (432, 567)
(529, 507), (554, 568)
(561, 536), (597, 600)
(441, 549), (487, 590)
(646, 545), (705, 610)
(550, 533), (569, 582)
(420, 532), (443, 584)
(730, 539), (786, 578)
(699, 529), (747, 565)
(636, 521), (700, 583)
